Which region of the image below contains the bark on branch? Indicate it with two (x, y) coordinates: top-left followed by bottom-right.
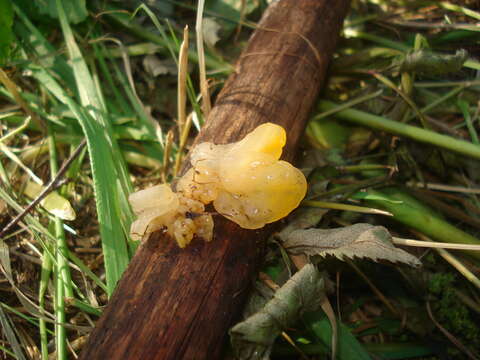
(80, 1), (350, 359)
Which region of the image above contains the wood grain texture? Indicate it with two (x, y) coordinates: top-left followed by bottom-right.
(80, 1), (350, 359)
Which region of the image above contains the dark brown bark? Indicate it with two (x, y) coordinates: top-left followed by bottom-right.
(80, 1), (350, 359)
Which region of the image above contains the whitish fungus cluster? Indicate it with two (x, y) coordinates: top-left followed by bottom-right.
(129, 123), (307, 248)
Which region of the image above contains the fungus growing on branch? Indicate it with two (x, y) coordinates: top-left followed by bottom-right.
(129, 123), (307, 247)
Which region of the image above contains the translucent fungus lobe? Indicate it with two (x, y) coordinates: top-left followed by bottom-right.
(182, 123), (307, 229)
(129, 184), (179, 241)
(129, 184), (213, 248)
(129, 123), (307, 247)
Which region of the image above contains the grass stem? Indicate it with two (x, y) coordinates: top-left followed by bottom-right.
(302, 200), (392, 216)
(318, 100), (480, 160)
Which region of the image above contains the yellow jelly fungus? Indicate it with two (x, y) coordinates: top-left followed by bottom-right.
(129, 184), (213, 248)
(129, 123), (307, 247)
(129, 184), (179, 240)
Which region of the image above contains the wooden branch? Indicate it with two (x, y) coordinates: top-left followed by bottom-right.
(80, 1), (350, 359)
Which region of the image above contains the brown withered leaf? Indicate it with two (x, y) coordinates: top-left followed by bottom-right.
(230, 264), (325, 360)
(283, 223), (421, 267)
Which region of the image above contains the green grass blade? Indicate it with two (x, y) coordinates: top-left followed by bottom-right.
(48, 126), (74, 298)
(47, 125), (72, 360)
(96, 42), (163, 144)
(54, 249), (67, 360)
(457, 99), (479, 145)
(12, 5), (76, 90)
(39, 243), (53, 360)
(25, 63), (129, 294)
(0, 309), (26, 360)
(304, 312), (372, 360)
(0, 240), (27, 360)
(357, 187), (480, 260)
(318, 100), (480, 160)
(53, 0), (134, 294)
(66, 250), (108, 293)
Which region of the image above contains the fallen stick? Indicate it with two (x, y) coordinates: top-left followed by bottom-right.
(80, 1), (350, 359)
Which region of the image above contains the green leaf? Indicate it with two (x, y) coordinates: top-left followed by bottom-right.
(306, 120), (351, 150)
(13, 5), (76, 87)
(364, 342), (435, 359)
(230, 264), (326, 360)
(283, 224), (421, 267)
(206, 0), (258, 36)
(352, 191), (403, 204)
(304, 312), (372, 360)
(0, 0), (14, 64)
(36, 0), (87, 24)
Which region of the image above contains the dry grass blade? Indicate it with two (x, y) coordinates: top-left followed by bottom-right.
(0, 142), (43, 184)
(0, 116), (30, 143)
(0, 69), (43, 130)
(303, 200), (393, 216)
(177, 25), (189, 135)
(196, 0), (211, 116)
(162, 129), (174, 182)
(409, 183), (480, 194)
(174, 25), (190, 177)
(435, 248), (480, 290)
(320, 296), (338, 360)
(393, 238), (480, 251)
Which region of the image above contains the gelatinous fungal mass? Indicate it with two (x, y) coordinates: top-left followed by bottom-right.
(129, 123), (307, 248)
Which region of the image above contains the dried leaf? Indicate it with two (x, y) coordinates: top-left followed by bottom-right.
(230, 264), (325, 360)
(241, 281), (275, 319)
(142, 55), (177, 76)
(399, 49), (468, 76)
(202, 17), (221, 47)
(23, 181), (76, 221)
(278, 207), (328, 239)
(283, 223), (421, 267)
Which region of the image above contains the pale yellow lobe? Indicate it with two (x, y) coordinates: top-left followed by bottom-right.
(129, 184), (179, 241)
(128, 184), (211, 247)
(177, 168), (218, 203)
(129, 122), (307, 247)
(233, 123), (286, 159)
(129, 184), (178, 216)
(188, 122), (306, 229)
(214, 159), (307, 229)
